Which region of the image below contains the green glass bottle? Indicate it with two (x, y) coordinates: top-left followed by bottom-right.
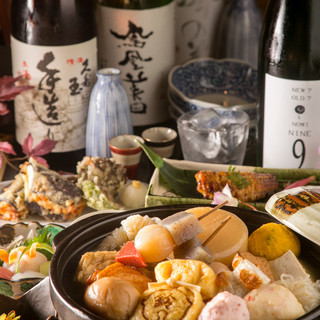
(258, 0), (320, 169)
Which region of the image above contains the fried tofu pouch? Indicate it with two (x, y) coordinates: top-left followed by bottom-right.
(154, 259), (216, 300)
(130, 284), (204, 320)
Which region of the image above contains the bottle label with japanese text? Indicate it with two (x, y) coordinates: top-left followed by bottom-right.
(97, 3), (175, 126)
(11, 36), (97, 152)
(263, 73), (320, 169)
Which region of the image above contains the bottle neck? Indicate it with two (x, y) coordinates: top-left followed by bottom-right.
(260, 0), (319, 79)
(11, 0), (97, 45)
(97, 0), (173, 9)
(96, 68), (122, 84)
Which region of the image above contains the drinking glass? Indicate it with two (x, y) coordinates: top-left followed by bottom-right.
(177, 108), (249, 165)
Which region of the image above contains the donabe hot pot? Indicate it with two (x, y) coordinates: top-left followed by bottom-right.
(49, 204), (320, 320)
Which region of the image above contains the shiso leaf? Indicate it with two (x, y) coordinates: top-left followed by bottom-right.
(139, 142), (201, 198)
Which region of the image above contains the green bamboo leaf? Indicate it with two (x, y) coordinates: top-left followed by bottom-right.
(253, 167), (320, 186)
(139, 142), (201, 198)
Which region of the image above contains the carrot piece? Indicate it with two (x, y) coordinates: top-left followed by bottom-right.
(0, 249), (9, 264)
(115, 241), (147, 268)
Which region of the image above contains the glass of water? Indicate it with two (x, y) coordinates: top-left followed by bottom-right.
(177, 108), (249, 165)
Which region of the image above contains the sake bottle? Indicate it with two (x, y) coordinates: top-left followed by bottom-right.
(258, 0), (320, 169)
(96, 0), (175, 130)
(10, 0), (97, 172)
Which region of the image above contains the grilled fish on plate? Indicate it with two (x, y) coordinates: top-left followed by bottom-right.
(195, 170), (279, 202)
(265, 186), (320, 246)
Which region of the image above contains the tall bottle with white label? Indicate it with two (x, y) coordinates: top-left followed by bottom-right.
(96, 0), (175, 130)
(10, 0), (97, 172)
(258, 0), (320, 169)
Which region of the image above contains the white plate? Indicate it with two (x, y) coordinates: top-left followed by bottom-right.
(145, 159), (257, 207)
(265, 186), (320, 246)
(0, 180), (122, 227)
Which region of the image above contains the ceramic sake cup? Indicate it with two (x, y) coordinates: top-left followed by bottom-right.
(141, 127), (177, 158)
(108, 135), (144, 179)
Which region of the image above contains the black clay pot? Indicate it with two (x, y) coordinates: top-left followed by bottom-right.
(49, 204), (320, 320)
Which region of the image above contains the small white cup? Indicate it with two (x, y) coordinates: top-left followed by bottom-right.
(142, 127), (177, 158)
(108, 135), (144, 179)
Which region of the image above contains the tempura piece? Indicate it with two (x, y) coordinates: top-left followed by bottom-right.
(20, 158), (86, 221)
(0, 173), (29, 221)
(76, 156), (127, 210)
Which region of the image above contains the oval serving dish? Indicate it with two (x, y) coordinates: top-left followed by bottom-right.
(49, 204), (320, 320)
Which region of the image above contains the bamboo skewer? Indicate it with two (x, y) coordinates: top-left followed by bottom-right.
(202, 215), (231, 247)
(198, 200), (229, 221)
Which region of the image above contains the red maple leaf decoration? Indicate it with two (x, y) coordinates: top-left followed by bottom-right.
(22, 133), (58, 167)
(0, 75), (34, 114)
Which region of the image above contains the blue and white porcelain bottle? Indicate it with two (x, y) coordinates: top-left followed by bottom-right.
(86, 68), (133, 158)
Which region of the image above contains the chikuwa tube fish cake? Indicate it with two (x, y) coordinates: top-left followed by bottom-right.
(130, 284), (204, 320)
(20, 158), (86, 221)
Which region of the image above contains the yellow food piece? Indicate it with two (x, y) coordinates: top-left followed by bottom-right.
(186, 207), (248, 266)
(154, 259), (216, 300)
(248, 222), (301, 260)
(130, 284), (204, 320)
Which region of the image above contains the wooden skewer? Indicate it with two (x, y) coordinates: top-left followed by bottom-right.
(202, 215), (231, 247)
(198, 200), (229, 221)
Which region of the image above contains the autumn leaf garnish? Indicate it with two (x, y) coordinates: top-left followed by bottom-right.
(22, 133), (58, 167)
(0, 141), (16, 169)
(0, 133), (57, 171)
(0, 75), (56, 171)
(0, 75), (34, 115)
